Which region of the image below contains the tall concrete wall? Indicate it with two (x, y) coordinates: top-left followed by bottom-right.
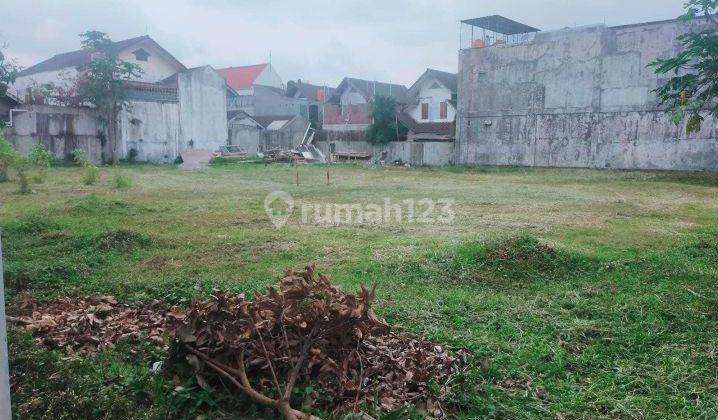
(119, 100), (180, 163)
(178, 66), (228, 152)
(4, 104), (107, 163)
(456, 17), (718, 170)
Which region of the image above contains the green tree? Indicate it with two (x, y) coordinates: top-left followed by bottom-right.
(76, 31), (143, 164)
(650, 0), (717, 133)
(0, 46), (20, 97)
(366, 95), (400, 145)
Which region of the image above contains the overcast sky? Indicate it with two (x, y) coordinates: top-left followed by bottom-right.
(2, 0), (686, 87)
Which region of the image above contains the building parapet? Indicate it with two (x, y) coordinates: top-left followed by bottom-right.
(125, 82), (178, 102)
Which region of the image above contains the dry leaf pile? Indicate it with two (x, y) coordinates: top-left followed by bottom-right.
(8, 296), (169, 355)
(174, 266), (467, 419)
(8, 266), (467, 419)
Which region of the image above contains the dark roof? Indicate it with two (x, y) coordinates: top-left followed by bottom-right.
(228, 110), (262, 126)
(253, 84), (286, 95)
(406, 69), (457, 101)
(253, 114), (298, 129)
(330, 77), (408, 104)
(397, 111), (455, 137)
(427, 69), (457, 92)
(1, 92), (21, 106)
(17, 35), (186, 77)
(286, 80), (335, 101)
(159, 65), (214, 84)
(227, 110), (244, 121)
(461, 15), (540, 35)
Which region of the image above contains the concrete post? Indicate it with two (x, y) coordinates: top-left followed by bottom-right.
(0, 234), (11, 420)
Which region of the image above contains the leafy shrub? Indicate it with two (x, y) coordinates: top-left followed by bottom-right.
(71, 149), (89, 166)
(82, 164), (100, 185)
(11, 156), (32, 194)
(72, 148), (100, 185)
(112, 172), (132, 189)
(28, 144), (54, 183)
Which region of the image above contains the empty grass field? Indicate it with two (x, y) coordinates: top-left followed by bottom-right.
(2, 162), (718, 418)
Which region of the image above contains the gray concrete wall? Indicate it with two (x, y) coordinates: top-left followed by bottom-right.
(119, 100), (180, 163)
(457, 17), (718, 170)
(314, 139), (455, 166)
(253, 85), (303, 117)
(178, 66), (228, 152)
(228, 124), (261, 153)
(4, 104), (107, 163)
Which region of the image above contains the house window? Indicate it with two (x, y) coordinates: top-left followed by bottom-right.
(440, 101), (448, 119)
(421, 103), (429, 120)
(132, 48), (150, 62)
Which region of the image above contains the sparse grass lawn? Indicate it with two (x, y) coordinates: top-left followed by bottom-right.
(2, 162), (718, 418)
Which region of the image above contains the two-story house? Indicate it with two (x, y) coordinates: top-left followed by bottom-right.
(323, 77), (407, 132)
(398, 69), (457, 141)
(12, 35), (187, 100)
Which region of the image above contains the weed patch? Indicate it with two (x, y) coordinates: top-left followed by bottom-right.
(3, 212), (61, 234)
(8, 329), (188, 419)
(72, 194), (155, 216)
(96, 229), (150, 250)
(112, 172), (132, 189)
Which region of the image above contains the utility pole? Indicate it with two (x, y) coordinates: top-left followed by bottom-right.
(0, 234), (11, 420)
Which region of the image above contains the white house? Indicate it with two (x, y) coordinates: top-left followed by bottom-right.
(11, 35), (187, 100)
(398, 69), (457, 141)
(6, 37), (229, 163)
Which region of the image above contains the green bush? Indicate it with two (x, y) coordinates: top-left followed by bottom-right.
(71, 148), (100, 185)
(28, 144), (54, 183)
(82, 164), (100, 185)
(71, 149), (89, 166)
(112, 172), (132, 189)
(15, 157), (31, 193)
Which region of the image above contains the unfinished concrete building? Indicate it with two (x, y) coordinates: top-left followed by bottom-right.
(456, 15), (718, 170)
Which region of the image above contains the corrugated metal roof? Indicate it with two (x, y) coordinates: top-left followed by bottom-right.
(253, 114), (297, 130)
(461, 15), (540, 35)
(266, 120), (289, 130)
(217, 64), (268, 90)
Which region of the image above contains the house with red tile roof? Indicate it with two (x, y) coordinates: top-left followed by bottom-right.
(217, 63), (283, 95)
